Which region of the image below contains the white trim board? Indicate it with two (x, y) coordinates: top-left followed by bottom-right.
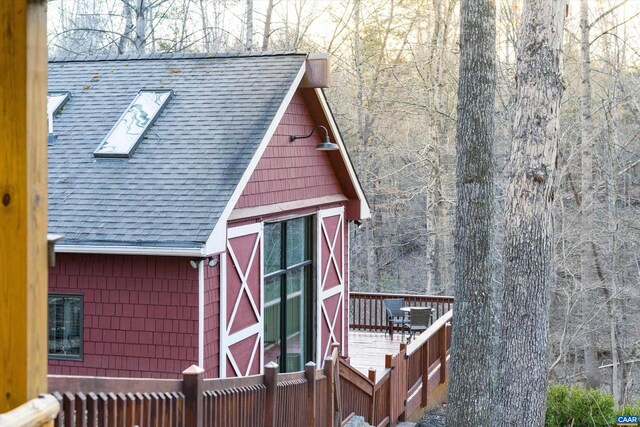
(228, 194), (348, 221)
(198, 262), (204, 368)
(55, 244), (203, 257)
(205, 61), (307, 255)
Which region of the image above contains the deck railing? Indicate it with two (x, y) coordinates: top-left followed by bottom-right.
(349, 291), (454, 333)
(46, 292), (453, 426)
(47, 344), (342, 427)
(339, 309), (452, 425)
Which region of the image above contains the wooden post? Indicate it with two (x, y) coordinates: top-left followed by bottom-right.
(368, 368), (376, 424)
(440, 324), (448, 384)
(385, 354), (397, 425)
(323, 356), (335, 427)
(305, 362), (316, 427)
(0, 0), (49, 414)
(421, 338), (430, 406)
(330, 342), (341, 426)
(264, 362), (278, 427)
(182, 365), (204, 427)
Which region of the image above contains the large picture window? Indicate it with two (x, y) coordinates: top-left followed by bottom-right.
(263, 217), (313, 372)
(48, 294), (83, 360)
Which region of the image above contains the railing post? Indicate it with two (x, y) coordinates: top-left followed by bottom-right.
(324, 355), (336, 427)
(385, 353), (397, 424)
(421, 337), (430, 407)
(440, 323), (449, 384)
(0, 0), (49, 413)
(368, 369), (376, 424)
(182, 365), (204, 427)
(264, 361), (278, 427)
(305, 362), (316, 427)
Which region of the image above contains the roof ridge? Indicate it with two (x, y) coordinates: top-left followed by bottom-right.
(49, 50), (307, 63)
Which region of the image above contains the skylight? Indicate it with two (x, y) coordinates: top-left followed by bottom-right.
(47, 91), (69, 133)
(94, 90), (172, 158)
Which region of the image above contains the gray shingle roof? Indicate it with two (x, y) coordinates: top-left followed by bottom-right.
(48, 52), (306, 248)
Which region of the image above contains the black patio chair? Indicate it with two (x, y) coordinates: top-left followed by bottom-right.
(383, 298), (408, 338)
(407, 307), (434, 343)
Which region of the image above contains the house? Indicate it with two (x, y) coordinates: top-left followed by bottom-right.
(47, 52), (369, 380)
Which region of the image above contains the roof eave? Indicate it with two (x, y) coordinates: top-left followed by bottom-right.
(54, 243), (204, 257)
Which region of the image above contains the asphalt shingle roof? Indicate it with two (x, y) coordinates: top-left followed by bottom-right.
(48, 52), (306, 247)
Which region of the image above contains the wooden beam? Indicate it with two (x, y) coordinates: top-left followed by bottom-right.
(300, 53), (330, 88)
(0, 0), (48, 412)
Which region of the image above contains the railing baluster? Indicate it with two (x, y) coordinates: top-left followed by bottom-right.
(75, 392), (87, 427)
(63, 392), (75, 427)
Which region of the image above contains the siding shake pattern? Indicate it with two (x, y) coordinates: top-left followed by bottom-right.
(49, 254), (199, 379)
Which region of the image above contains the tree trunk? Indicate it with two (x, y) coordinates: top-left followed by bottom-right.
(604, 66), (623, 404)
(262, 0), (274, 50)
(579, 0), (601, 390)
(493, 0), (565, 425)
(199, 0), (211, 51)
(352, 0), (377, 290)
(245, 0), (253, 51)
(119, 0), (134, 54)
(147, 5), (156, 51)
(134, 0), (146, 53)
(446, 0), (496, 424)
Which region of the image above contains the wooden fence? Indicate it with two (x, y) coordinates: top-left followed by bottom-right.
(47, 344), (342, 427)
(349, 292), (454, 332)
(47, 296), (453, 427)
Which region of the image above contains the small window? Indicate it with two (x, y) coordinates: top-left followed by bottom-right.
(48, 293), (83, 360)
(94, 90), (172, 158)
(47, 91), (69, 138)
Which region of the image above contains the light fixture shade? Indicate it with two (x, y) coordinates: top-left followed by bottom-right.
(189, 259), (200, 269)
(316, 134), (339, 151)
(316, 141), (340, 151)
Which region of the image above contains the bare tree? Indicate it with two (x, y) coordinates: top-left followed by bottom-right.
(493, 0), (565, 424)
(262, 0), (275, 50)
(446, 0), (496, 424)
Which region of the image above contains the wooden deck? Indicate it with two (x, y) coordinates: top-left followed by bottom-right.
(348, 330), (406, 377)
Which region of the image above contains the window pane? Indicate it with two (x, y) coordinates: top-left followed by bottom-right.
(285, 267), (307, 372)
(264, 275), (281, 305)
(48, 295), (82, 358)
(286, 217), (308, 266)
(286, 267), (304, 296)
(264, 223), (282, 274)
(95, 90), (171, 156)
(264, 276), (282, 366)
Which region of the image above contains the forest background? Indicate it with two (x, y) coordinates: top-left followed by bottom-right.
(47, 0), (640, 406)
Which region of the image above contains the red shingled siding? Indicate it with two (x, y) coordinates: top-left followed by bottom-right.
(48, 253), (198, 379)
(235, 90), (343, 209)
(203, 261), (220, 378)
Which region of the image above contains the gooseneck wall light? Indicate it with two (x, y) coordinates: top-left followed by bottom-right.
(290, 125), (339, 151)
